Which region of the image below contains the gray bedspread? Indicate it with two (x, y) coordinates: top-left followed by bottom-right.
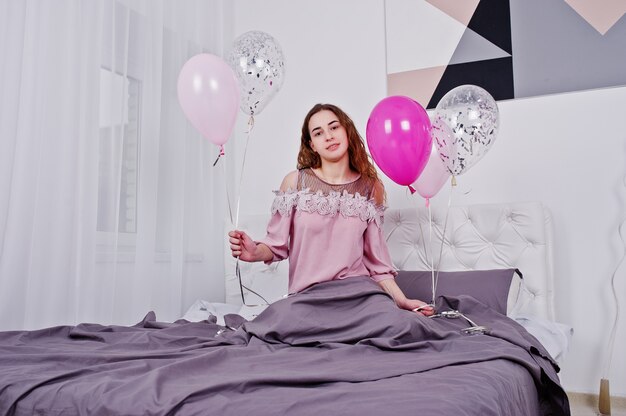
(0, 276), (570, 415)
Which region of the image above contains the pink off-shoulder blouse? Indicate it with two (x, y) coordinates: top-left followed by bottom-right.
(258, 168), (397, 294)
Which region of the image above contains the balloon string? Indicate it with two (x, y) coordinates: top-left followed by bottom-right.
(211, 131), (267, 307)
(434, 175), (456, 297)
(219, 148), (234, 225)
(234, 115), (269, 307)
(428, 201), (435, 306)
(236, 259), (270, 306)
(235, 116), (254, 229)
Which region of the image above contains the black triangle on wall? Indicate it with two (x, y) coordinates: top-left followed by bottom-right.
(467, 0), (512, 55)
(426, 57), (514, 109)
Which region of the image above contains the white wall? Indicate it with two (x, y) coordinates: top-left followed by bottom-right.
(456, 88), (626, 396)
(229, 0), (388, 216)
(229, 0), (625, 396)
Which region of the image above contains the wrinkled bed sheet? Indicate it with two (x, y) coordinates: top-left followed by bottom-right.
(0, 276), (570, 415)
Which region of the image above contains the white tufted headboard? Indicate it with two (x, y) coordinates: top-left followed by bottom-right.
(224, 201), (554, 321)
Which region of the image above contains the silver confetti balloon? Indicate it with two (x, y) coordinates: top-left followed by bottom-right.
(432, 85), (499, 176)
(227, 31), (286, 116)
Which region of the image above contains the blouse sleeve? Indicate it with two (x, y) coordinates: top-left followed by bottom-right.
(362, 212), (397, 283)
(256, 191), (296, 265)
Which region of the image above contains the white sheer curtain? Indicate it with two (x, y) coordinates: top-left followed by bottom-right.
(0, 0), (232, 330)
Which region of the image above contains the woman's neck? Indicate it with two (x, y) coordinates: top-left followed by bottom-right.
(314, 159), (357, 184)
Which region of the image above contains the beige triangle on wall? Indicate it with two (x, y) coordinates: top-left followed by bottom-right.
(564, 0), (626, 35)
(387, 66), (447, 108)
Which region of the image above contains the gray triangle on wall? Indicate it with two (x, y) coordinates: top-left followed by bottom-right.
(449, 27), (511, 66)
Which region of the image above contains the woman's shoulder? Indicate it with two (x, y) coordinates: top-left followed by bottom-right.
(369, 179), (385, 206)
(279, 170), (299, 192)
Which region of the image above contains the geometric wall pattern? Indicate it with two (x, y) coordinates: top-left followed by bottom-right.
(386, 0), (626, 109)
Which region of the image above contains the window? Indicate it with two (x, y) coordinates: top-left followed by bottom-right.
(97, 67), (142, 235)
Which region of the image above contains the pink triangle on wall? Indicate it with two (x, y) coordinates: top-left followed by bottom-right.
(564, 0), (626, 35)
(387, 66), (447, 108)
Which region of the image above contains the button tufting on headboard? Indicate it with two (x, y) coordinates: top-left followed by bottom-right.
(382, 202), (554, 321)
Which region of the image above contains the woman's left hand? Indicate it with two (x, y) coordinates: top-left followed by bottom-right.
(399, 298), (435, 316)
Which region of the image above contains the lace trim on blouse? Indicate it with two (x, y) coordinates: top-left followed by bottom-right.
(270, 188), (385, 227)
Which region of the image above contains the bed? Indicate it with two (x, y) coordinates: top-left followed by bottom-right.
(0, 201), (570, 415)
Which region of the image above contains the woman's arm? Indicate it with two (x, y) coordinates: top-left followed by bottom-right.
(367, 180), (434, 316)
(228, 170), (299, 263)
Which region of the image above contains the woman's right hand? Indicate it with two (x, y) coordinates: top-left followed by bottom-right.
(228, 230), (258, 262)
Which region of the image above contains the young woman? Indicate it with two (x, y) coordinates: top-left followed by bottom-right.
(228, 103), (434, 315)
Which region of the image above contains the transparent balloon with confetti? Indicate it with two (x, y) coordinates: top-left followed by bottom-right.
(432, 85), (499, 176)
(227, 30), (286, 117)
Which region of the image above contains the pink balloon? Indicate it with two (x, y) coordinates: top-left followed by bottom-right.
(177, 54), (240, 146)
(366, 96), (432, 186)
(413, 143), (451, 201)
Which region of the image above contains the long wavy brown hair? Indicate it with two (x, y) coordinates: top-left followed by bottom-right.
(297, 103), (382, 186)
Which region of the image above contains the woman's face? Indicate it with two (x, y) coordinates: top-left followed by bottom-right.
(308, 110), (349, 164)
